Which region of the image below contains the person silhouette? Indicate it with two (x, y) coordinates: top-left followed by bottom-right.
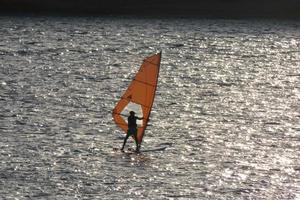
(121, 111), (143, 152)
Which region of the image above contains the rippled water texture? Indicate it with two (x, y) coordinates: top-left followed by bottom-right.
(0, 16), (300, 199)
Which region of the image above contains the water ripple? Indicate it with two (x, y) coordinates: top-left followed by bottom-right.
(0, 16), (299, 199)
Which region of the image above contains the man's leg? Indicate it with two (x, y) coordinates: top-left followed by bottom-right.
(121, 132), (130, 150)
(133, 130), (140, 152)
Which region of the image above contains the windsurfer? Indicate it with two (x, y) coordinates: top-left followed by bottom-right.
(121, 111), (143, 152)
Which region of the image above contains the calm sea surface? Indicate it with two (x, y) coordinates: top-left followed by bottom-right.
(0, 16), (299, 199)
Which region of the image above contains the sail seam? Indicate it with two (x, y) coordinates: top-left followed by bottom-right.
(144, 60), (158, 66)
(134, 79), (156, 87)
(120, 97), (151, 109)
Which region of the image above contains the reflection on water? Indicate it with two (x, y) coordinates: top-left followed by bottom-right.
(0, 16), (299, 199)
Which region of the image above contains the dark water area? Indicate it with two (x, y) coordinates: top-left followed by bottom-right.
(1, 0), (300, 18)
(0, 16), (300, 199)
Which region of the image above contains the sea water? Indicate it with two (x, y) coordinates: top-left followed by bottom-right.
(0, 16), (299, 199)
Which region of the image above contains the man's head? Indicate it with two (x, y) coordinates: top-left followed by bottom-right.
(130, 111), (135, 116)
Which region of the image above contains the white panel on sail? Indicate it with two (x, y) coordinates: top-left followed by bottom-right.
(120, 102), (143, 126)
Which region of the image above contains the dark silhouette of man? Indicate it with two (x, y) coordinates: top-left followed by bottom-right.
(121, 111), (143, 152)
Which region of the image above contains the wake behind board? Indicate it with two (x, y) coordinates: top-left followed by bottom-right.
(113, 147), (138, 154)
(140, 146), (167, 152)
(113, 146), (167, 154)
(125, 146), (168, 153)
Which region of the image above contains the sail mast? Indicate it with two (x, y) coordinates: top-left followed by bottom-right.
(140, 51), (161, 142)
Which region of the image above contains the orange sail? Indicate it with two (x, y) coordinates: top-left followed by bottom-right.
(112, 52), (161, 145)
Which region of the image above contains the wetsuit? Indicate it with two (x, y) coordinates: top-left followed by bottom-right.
(127, 115), (138, 136)
(121, 115), (141, 151)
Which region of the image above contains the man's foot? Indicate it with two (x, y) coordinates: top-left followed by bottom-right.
(136, 144), (141, 153)
(120, 148), (124, 152)
(135, 147), (140, 153)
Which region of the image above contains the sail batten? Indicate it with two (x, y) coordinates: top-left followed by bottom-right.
(112, 52), (161, 145)
(144, 60), (160, 66)
(133, 79), (156, 87)
(119, 97), (152, 108)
